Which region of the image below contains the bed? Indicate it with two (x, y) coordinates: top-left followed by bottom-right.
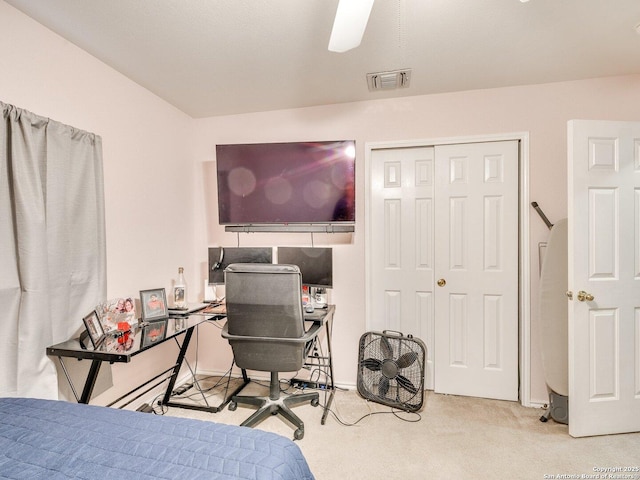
(0, 397), (315, 480)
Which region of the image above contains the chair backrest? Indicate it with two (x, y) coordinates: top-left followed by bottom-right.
(224, 263), (305, 338)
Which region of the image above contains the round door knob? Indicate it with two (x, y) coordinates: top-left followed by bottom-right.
(437, 279), (446, 287)
(577, 290), (594, 302)
(565, 291), (573, 300)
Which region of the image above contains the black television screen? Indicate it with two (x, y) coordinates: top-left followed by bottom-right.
(216, 140), (355, 225)
(208, 247), (273, 284)
(277, 247), (333, 288)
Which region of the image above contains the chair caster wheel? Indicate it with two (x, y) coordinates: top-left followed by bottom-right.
(311, 398), (319, 407)
(294, 428), (304, 440)
(539, 415), (548, 422)
(228, 401), (237, 411)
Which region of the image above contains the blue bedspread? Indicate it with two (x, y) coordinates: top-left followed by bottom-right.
(0, 397), (314, 480)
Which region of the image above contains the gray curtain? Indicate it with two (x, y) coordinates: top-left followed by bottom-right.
(0, 101), (106, 399)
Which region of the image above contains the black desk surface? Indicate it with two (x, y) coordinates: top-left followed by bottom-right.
(47, 314), (222, 363)
(47, 304), (333, 363)
(303, 304), (335, 323)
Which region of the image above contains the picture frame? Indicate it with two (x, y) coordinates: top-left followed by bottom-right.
(97, 297), (137, 333)
(82, 310), (105, 348)
(139, 288), (168, 321)
(141, 320), (167, 347)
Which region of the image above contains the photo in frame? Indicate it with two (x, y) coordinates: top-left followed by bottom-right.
(139, 288), (168, 321)
(82, 310), (105, 348)
(96, 297), (137, 332)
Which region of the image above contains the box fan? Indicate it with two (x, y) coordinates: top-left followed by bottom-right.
(357, 330), (426, 412)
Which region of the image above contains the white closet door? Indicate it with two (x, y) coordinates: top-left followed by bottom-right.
(368, 141), (519, 400)
(369, 146), (436, 389)
(433, 141), (519, 401)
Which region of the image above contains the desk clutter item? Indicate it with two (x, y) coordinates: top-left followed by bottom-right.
(96, 297), (137, 332)
(200, 302), (226, 315)
(168, 302), (210, 316)
(139, 288), (168, 321)
(173, 267), (187, 309)
(82, 310), (105, 348)
(357, 330), (426, 412)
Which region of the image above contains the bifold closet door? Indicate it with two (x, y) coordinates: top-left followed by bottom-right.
(433, 141), (519, 401)
(368, 141), (519, 400)
(368, 146), (436, 390)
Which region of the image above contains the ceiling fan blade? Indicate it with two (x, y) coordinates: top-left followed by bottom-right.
(328, 0), (374, 53)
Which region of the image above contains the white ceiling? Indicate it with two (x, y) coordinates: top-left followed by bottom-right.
(7, 0), (640, 118)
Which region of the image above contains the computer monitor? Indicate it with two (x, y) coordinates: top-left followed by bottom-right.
(277, 247), (333, 289)
(208, 247), (273, 284)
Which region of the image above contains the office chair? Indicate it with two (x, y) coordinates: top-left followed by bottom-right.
(221, 263), (321, 440)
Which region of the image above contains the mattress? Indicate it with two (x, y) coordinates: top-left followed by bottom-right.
(0, 397), (315, 480)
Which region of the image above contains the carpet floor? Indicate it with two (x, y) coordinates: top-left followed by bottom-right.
(162, 378), (640, 480)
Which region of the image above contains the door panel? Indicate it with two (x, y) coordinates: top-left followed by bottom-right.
(568, 120), (640, 437)
(434, 141), (519, 401)
(370, 147), (435, 388)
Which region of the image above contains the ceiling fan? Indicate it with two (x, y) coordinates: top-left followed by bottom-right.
(328, 0), (375, 53)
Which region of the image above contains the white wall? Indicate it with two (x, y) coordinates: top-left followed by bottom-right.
(0, 1), (198, 404)
(3, 0), (640, 406)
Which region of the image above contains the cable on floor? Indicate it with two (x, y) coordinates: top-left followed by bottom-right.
(322, 397), (422, 425)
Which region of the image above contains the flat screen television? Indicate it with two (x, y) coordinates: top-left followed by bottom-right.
(216, 140), (355, 225)
(277, 247), (333, 289)
(208, 247), (273, 284)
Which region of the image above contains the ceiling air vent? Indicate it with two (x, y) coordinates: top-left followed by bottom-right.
(367, 69), (411, 91)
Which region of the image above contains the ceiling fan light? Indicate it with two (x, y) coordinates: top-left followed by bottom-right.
(328, 0), (375, 53)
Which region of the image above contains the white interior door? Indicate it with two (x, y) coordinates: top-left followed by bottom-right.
(433, 141), (519, 401)
(368, 141), (519, 400)
(369, 146), (436, 389)
(568, 119), (640, 437)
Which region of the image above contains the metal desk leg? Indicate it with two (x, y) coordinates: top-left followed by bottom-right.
(321, 315), (335, 425)
(56, 356), (80, 402)
(163, 323), (251, 413)
(161, 325), (195, 405)
(80, 359), (102, 404)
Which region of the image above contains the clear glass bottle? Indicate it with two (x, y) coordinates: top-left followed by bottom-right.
(174, 267), (187, 309)
(315, 287), (327, 308)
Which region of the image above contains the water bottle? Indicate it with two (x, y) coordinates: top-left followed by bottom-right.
(174, 267), (187, 309)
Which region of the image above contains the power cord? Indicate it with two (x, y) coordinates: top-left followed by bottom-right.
(321, 394), (422, 426)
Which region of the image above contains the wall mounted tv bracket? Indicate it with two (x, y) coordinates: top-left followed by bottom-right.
(224, 224), (354, 234)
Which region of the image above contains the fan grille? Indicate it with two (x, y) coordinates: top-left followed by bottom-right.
(357, 331), (426, 412)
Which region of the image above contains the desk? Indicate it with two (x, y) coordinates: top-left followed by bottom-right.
(46, 314), (237, 410)
(47, 306), (335, 420)
(303, 305), (336, 425)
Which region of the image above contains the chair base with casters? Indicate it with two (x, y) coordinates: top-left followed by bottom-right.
(229, 371), (319, 440)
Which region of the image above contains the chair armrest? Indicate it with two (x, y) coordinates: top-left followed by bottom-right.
(221, 321), (322, 344)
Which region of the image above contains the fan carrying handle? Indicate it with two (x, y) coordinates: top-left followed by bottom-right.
(382, 329), (412, 339)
